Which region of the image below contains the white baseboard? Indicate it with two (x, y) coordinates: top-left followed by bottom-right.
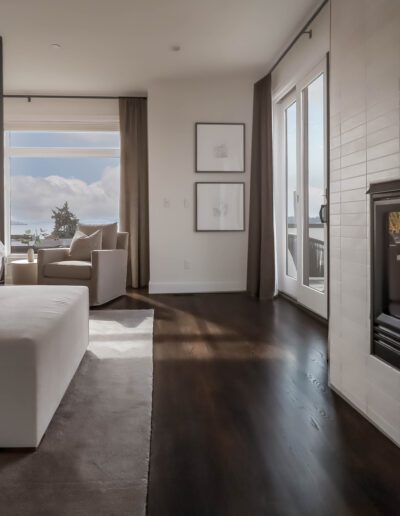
(329, 382), (400, 448)
(148, 280), (246, 294)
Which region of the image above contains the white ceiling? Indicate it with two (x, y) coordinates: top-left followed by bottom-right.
(0, 0), (321, 96)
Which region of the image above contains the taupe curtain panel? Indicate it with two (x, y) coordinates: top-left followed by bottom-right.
(119, 98), (149, 288)
(247, 74), (275, 300)
(0, 37), (4, 246)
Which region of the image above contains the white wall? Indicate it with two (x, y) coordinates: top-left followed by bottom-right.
(329, 0), (400, 445)
(148, 76), (254, 293)
(271, 3), (330, 98)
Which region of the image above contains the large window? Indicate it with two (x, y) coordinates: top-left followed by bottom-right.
(5, 131), (120, 253)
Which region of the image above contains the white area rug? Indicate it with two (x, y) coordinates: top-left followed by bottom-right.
(0, 309), (154, 516)
(89, 309), (154, 359)
(89, 309), (154, 516)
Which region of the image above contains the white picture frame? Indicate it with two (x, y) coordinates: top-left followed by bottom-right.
(195, 182), (245, 232)
(195, 123), (245, 172)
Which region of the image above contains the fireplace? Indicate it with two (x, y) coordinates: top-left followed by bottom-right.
(369, 180), (400, 370)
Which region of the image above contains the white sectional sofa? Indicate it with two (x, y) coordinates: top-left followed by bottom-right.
(0, 285), (89, 448)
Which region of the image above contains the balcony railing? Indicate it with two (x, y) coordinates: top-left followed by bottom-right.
(287, 223), (324, 278)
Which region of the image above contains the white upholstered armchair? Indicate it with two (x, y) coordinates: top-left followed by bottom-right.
(38, 232), (129, 306)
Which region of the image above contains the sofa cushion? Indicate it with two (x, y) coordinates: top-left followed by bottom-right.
(78, 222), (118, 250)
(44, 260), (92, 280)
(69, 229), (102, 260)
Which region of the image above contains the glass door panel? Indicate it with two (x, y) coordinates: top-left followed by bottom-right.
(276, 89), (298, 299)
(303, 74), (325, 293)
(296, 59), (328, 318)
(286, 101), (297, 280)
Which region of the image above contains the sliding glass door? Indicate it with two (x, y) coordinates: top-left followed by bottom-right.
(276, 58), (328, 318)
(276, 90), (298, 299)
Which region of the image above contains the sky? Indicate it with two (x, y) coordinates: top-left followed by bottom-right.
(9, 132), (120, 232)
(286, 73), (325, 222)
(10, 131), (120, 149)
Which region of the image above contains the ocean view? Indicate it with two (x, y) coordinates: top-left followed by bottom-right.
(11, 222), (54, 236)
(11, 219), (117, 237)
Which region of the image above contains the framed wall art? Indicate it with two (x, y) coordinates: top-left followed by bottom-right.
(195, 182), (245, 232)
(195, 123), (245, 173)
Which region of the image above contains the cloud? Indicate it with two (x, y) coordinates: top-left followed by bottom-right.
(11, 166), (120, 223)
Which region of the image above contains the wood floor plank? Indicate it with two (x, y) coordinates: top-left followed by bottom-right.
(111, 291), (399, 516)
(1, 291), (398, 515)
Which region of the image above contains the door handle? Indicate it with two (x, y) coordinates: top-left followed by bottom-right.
(319, 204), (328, 224)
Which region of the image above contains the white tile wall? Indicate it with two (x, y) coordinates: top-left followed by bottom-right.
(329, 0), (400, 446)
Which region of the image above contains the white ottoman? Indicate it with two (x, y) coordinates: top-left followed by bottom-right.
(0, 285), (89, 448)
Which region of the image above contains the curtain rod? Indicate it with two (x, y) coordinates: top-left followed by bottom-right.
(3, 94), (147, 101)
(269, 0), (329, 74)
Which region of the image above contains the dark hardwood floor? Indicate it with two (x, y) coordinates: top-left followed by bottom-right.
(0, 291), (399, 515)
(107, 291), (400, 516)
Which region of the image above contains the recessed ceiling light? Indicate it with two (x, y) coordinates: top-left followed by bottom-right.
(50, 43), (62, 50)
(171, 45), (181, 52)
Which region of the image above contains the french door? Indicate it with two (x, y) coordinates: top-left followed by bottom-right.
(276, 58), (328, 318)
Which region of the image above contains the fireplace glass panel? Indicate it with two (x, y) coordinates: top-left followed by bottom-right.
(388, 211), (400, 243)
(370, 184), (400, 370)
(387, 211), (400, 319)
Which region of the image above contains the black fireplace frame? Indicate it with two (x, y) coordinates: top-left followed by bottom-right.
(368, 180), (400, 370)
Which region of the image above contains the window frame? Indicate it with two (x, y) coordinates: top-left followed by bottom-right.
(4, 129), (120, 256)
